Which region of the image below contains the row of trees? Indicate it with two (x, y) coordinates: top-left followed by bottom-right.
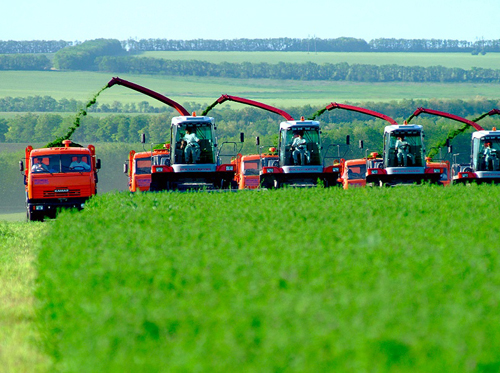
(53, 39), (125, 70)
(97, 57), (500, 83)
(2, 99), (499, 146)
(123, 37), (500, 53)
(0, 40), (72, 54)
(2, 38), (499, 54)
(0, 96), (175, 113)
(0, 54), (51, 70)
(1, 97), (498, 119)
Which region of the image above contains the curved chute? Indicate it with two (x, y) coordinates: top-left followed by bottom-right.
(406, 107), (484, 131)
(107, 77), (190, 116)
(314, 102), (398, 124)
(202, 94), (294, 121)
(406, 107), (484, 159)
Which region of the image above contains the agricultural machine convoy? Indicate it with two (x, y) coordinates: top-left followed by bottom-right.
(108, 77), (241, 191)
(204, 94), (343, 188)
(407, 107), (500, 184)
(19, 140), (101, 221)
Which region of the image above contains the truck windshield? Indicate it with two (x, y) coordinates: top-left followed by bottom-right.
(347, 164), (367, 179)
(281, 127), (321, 166)
(474, 137), (500, 171)
(31, 154), (91, 173)
(385, 132), (424, 168)
(243, 160), (259, 175)
(135, 158), (152, 174)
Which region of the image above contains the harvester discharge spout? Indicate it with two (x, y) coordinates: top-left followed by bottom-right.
(107, 77), (190, 116)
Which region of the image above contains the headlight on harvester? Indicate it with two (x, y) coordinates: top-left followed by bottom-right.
(157, 167), (163, 172)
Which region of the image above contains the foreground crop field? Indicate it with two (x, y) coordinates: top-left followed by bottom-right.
(36, 186), (500, 372)
(1, 71), (499, 110)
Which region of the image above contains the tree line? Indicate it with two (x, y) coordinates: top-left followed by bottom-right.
(2, 38), (497, 54)
(0, 96), (174, 113)
(97, 57), (500, 83)
(2, 99), (499, 157)
(2, 38), (500, 82)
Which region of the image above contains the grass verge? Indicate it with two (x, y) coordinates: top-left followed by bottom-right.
(0, 221), (51, 372)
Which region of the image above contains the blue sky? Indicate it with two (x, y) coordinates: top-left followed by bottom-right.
(2, 0), (497, 42)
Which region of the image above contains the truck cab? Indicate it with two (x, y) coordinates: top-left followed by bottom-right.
(125, 151), (153, 192)
(21, 140), (100, 221)
(232, 153), (279, 189)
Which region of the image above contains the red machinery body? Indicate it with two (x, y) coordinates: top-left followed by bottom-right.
(21, 140), (100, 221)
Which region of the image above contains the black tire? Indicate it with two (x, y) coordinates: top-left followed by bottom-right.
(27, 209), (43, 222)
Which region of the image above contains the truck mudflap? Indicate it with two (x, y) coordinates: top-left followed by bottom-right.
(150, 171), (236, 191)
(26, 197), (90, 221)
(260, 172), (341, 188)
(366, 172), (442, 187)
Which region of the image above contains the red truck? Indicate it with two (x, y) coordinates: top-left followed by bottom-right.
(20, 139), (101, 221)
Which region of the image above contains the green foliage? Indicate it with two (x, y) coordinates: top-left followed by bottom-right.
(0, 54), (51, 70)
(53, 39), (124, 71)
(36, 186), (500, 371)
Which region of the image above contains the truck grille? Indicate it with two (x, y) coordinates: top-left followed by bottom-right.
(43, 189), (81, 198)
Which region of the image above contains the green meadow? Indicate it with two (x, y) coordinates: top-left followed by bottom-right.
(135, 51), (500, 70)
(0, 70), (499, 110)
(29, 185), (500, 372)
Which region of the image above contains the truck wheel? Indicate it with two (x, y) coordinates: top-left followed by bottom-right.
(27, 209), (42, 222)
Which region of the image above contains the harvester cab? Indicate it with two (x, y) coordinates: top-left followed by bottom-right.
(107, 77), (238, 191)
(202, 94), (341, 188)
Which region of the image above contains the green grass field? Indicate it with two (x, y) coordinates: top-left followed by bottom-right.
(0, 70), (499, 110)
(135, 51), (500, 70)
(33, 186), (500, 372)
(0, 221), (51, 372)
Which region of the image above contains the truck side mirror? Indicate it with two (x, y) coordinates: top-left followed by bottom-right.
(140, 133), (146, 144)
(346, 135), (350, 145)
(96, 159), (101, 169)
(123, 163), (128, 174)
(240, 132), (245, 143)
(19, 160), (24, 172)
(256, 136), (260, 146)
(359, 140), (364, 149)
